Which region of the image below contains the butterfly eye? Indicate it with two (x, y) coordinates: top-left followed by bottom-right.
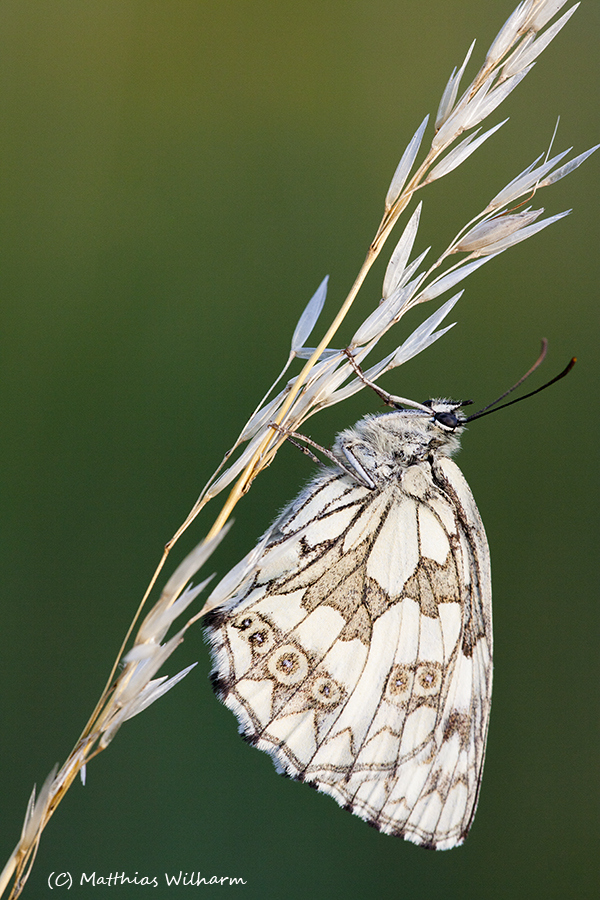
(434, 411), (460, 430)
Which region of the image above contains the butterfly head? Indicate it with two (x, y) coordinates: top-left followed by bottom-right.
(384, 398), (469, 461)
(421, 399), (471, 433)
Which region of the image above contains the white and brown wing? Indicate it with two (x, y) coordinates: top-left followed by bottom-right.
(205, 454), (491, 850)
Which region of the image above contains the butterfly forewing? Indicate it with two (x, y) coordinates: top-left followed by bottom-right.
(206, 407), (492, 850)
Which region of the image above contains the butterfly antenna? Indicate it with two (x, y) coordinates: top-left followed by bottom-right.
(468, 339), (548, 418)
(466, 344), (575, 422)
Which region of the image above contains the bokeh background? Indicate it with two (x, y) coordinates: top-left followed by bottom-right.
(0, 1), (598, 898)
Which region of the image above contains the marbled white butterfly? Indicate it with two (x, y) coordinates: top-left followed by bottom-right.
(205, 352), (574, 850)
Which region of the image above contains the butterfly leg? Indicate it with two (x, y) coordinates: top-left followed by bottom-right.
(268, 421), (323, 465)
(343, 348), (431, 413)
(343, 348), (398, 407)
(268, 421), (375, 488)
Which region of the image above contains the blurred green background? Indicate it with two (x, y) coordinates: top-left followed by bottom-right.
(0, 1), (598, 897)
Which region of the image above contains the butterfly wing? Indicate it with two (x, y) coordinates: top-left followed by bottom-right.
(206, 455), (491, 850)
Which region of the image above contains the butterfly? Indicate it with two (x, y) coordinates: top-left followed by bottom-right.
(205, 399), (491, 850)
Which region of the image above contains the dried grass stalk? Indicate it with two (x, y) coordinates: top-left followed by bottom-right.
(1, 2), (596, 897)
